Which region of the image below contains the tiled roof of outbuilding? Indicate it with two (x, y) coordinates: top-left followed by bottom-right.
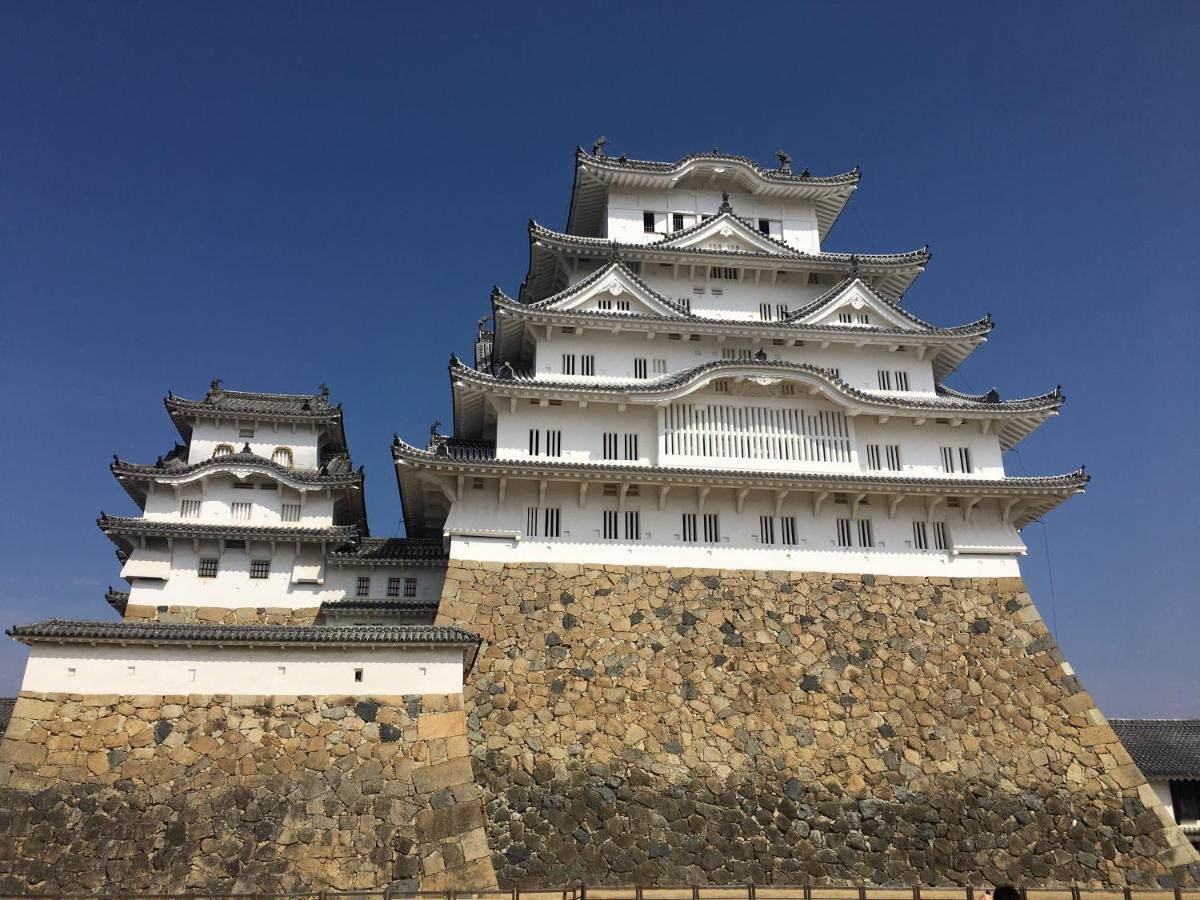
(111, 452), (362, 485)
(326, 538), (449, 565)
(320, 598), (440, 613)
(97, 514), (359, 546)
(7, 619), (480, 649)
(1110, 719), (1200, 780)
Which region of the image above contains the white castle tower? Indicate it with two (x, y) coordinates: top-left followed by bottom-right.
(392, 144), (1086, 574)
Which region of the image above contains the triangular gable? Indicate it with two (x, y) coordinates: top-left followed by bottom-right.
(789, 278), (931, 331)
(658, 212), (797, 256)
(528, 263), (688, 317)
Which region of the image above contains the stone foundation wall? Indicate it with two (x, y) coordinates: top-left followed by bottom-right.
(124, 604), (319, 624)
(435, 562), (1199, 888)
(0, 692), (497, 893)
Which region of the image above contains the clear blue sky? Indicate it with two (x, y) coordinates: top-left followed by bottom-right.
(1, 2), (1197, 713)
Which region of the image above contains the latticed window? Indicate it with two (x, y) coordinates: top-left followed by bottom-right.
(913, 521), (929, 550)
(404, 578), (417, 598)
(387, 577), (401, 598)
(198, 558), (218, 578)
(250, 560), (270, 579)
(781, 517), (797, 546)
(681, 513), (697, 542)
(272, 446), (293, 467)
(543, 507), (561, 538)
(181, 499), (201, 518)
(213, 444), (234, 458)
(602, 510), (619, 540)
(231, 501), (251, 522)
(702, 514), (720, 543)
(281, 504), (301, 522)
(356, 576), (370, 597)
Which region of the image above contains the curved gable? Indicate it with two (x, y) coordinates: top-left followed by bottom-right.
(529, 262), (687, 318)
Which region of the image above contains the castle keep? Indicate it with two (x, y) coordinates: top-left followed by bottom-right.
(1, 142), (1196, 892)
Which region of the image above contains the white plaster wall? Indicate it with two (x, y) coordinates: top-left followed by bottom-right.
(606, 189), (821, 253)
(494, 389), (1005, 478)
(125, 542), (446, 612)
(187, 420), (323, 468)
(442, 479), (1025, 577)
(21, 643), (464, 696)
(531, 330), (939, 395)
(141, 475), (336, 526)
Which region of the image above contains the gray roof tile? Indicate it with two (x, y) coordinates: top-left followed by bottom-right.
(1110, 719), (1200, 780)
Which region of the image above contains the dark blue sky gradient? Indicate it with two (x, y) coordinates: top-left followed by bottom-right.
(1, 2), (1197, 711)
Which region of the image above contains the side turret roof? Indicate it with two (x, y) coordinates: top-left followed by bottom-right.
(165, 380), (346, 443)
(97, 514), (360, 555)
(326, 537), (449, 567)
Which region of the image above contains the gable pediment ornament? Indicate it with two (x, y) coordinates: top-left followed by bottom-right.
(604, 280), (624, 296)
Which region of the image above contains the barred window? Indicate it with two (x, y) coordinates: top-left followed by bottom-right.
(526, 506), (539, 538)
(759, 515), (776, 545)
(857, 519), (875, 548)
(702, 513), (720, 543)
(602, 510), (619, 540)
(709, 266), (738, 280)
(231, 501), (251, 522)
(181, 499), (201, 518)
(913, 521), (929, 550)
(272, 446), (293, 467)
(652, 358), (667, 374)
(633, 358), (648, 379)
(602, 432), (618, 460)
(404, 577), (417, 598)
(250, 560), (270, 579)
(781, 516), (797, 546)
(281, 503), (301, 522)
(544, 507), (561, 538)
(624, 510), (641, 541)
(682, 513), (697, 542)
(198, 558), (218, 578)
(561, 354), (576, 375)
(836, 518), (853, 548)
(877, 370), (892, 390)
(624, 433), (639, 461)
(933, 521), (948, 551)
(581, 355), (595, 376)
(356, 576), (370, 597)
(894, 371), (910, 391)
(387, 577), (401, 598)
(213, 443), (234, 458)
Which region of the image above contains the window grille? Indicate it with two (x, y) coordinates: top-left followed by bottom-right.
(760, 303), (773, 321)
(602, 483), (618, 496)
(643, 212), (656, 233)
(682, 513), (697, 542)
(356, 576), (370, 597)
(526, 506), (539, 538)
(857, 313), (869, 325)
(838, 313), (854, 324)
(616, 300), (630, 311)
(529, 430), (562, 457)
(664, 403), (851, 463)
(781, 384), (795, 396)
(634, 358), (648, 379)
(808, 272), (821, 285)
(239, 428), (255, 439)
(260, 482), (277, 490)
(272, 446), (293, 467)
(529, 429), (539, 456)
(912, 521), (929, 550)
(231, 501), (251, 522)
(713, 380), (730, 393)
(678, 297), (691, 314)
(781, 516), (797, 546)
(877, 370), (892, 390)
(561, 354), (576, 375)
(387, 577), (401, 598)
(581, 355), (595, 376)
(602, 510), (619, 540)
(624, 510), (641, 541)
(933, 521), (948, 550)
(940, 446), (956, 473)
(825, 367), (840, 380)
(857, 519), (875, 548)
(959, 447), (973, 473)
(233, 482), (254, 489)
(250, 560), (270, 579)
(759, 515), (776, 545)
(198, 558), (218, 579)
(652, 359), (667, 374)
(281, 503), (301, 522)
(546, 430), (562, 456)
(673, 213), (685, 232)
(624, 433), (639, 460)
(181, 499), (201, 518)
(213, 444), (234, 458)
(885, 444), (902, 470)
(702, 513), (720, 543)
(894, 371), (909, 391)
(722, 348), (752, 361)
(598, 298), (612, 310)
(404, 577), (417, 597)
(776, 304), (789, 320)
(836, 518), (853, 547)
(710, 266), (738, 280)
(603, 433), (618, 460)
(866, 444), (882, 471)
(544, 507), (561, 538)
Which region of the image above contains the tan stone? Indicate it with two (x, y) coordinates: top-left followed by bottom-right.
(417, 710), (466, 740)
(412, 757), (474, 794)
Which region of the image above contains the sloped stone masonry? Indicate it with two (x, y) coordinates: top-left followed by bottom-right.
(0, 692), (497, 893)
(435, 562), (1199, 888)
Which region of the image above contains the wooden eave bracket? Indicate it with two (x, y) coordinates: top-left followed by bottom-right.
(735, 488), (750, 514)
(887, 493), (907, 519)
(658, 485), (670, 511)
(963, 496), (982, 524)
